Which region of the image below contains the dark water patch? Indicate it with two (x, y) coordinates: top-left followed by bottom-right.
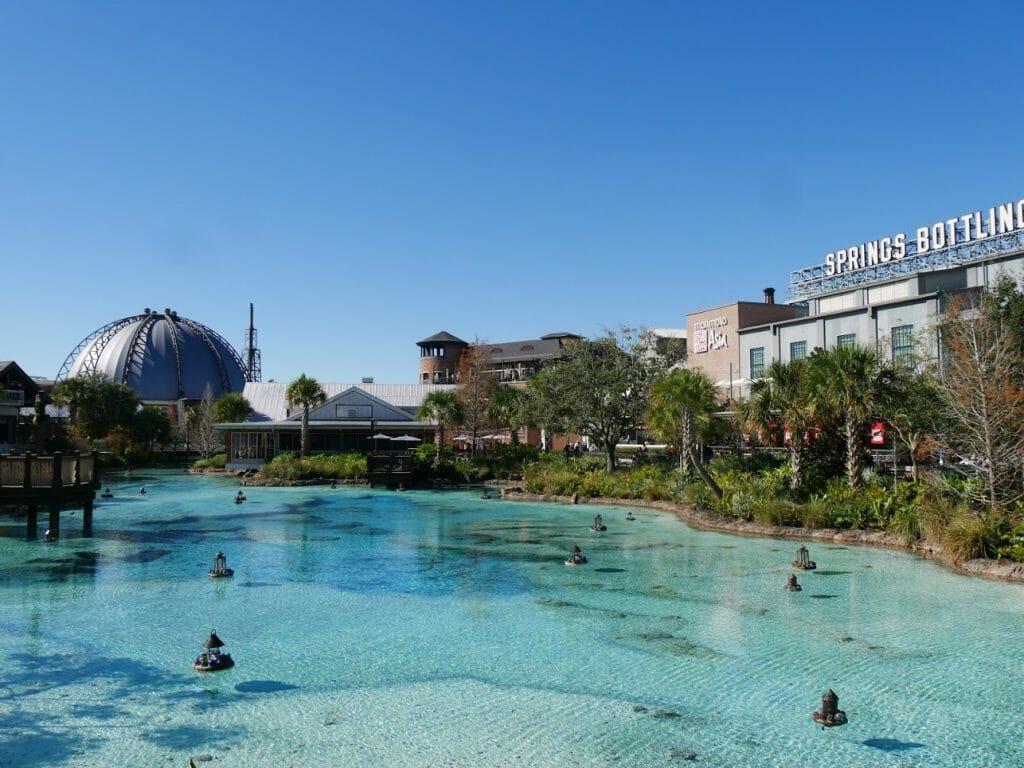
(811, 570), (853, 576)
(95, 529), (203, 544)
(839, 636), (855, 642)
(121, 548), (171, 563)
(670, 747), (700, 761)
(234, 680), (299, 693)
(638, 630), (674, 641)
(863, 738), (926, 752)
(826, 546), (849, 550)
(636, 630), (721, 659)
(594, 567), (626, 573)
(536, 597), (574, 608)
(237, 581), (280, 588)
(651, 708), (681, 719)
(809, 594), (838, 599)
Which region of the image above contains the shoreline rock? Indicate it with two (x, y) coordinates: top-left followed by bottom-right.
(500, 488), (1024, 585)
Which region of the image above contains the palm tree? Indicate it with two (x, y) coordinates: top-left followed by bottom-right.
(486, 385), (525, 445)
(738, 359), (810, 489)
(647, 368), (722, 498)
(417, 389), (464, 463)
(804, 345), (898, 489)
(285, 374), (326, 457)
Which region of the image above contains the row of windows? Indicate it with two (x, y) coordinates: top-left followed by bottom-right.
(750, 324), (915, 378)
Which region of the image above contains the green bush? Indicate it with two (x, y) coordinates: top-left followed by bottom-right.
(259, 452), (367, 481)
(942, 511), (1009, 561)
(192, 453), (227, 470)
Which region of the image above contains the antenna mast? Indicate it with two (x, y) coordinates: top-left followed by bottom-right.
(243, 303), (262, 382)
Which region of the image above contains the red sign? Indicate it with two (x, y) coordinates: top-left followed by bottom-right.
(869, 421), (885, 446)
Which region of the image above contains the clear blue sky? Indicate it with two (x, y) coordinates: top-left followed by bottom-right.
(3, 1), (1023, 384)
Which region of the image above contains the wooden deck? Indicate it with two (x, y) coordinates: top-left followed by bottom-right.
(366, 450), (415, 487)
(0, 452), (101, 538)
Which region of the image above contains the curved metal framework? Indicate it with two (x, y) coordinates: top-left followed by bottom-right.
(56, 316), (139, 382)
(789, 228), (1024, 302)
(55, 310), (251, 399)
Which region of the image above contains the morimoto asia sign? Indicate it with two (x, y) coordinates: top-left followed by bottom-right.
(823, 197), (1024, 277)
(692, 317), (728, 354)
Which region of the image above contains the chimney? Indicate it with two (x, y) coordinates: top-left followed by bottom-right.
(763, 287), (776, 305)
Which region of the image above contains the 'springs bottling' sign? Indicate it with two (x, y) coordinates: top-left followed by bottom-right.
(823, 197), (1024, 277)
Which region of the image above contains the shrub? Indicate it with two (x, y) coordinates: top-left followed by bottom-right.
(192, 453), (227, 470)
(259, 452), (366, 481)
(942, 511), (1009, 561)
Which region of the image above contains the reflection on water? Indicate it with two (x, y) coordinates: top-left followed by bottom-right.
(0, 471), (1022, 767)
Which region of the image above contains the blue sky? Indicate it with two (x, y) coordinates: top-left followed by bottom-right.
(3, 1), (1023, 383)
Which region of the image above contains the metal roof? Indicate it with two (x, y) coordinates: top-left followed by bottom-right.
(242, 381), (457, 422)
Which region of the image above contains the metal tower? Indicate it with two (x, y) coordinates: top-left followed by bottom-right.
(242, 303), (262, 382)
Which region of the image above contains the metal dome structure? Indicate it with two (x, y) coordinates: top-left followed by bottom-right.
(56, 308), (249, 402)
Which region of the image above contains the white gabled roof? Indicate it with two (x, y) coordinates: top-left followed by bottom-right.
(243, 381), (457, 422)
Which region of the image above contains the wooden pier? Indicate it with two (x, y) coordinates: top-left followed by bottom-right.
(366, 450), (415, 487)
(0, 452), (100, 539)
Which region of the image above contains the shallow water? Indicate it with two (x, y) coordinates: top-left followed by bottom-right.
(1, 470), (1022, 767)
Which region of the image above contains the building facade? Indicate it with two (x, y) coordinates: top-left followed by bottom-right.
(417, 331), (582, 385)
(737, 195), (1024, 380)
(684, 289), (803, 401)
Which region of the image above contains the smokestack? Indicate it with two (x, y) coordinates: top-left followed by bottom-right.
(763, 287), (776, 305)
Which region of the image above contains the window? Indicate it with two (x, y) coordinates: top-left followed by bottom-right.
(750, 347), (765, 379)
(836, 333), (856, 349)
(789, 340), (807, 361)
(891, 324), (914, 368)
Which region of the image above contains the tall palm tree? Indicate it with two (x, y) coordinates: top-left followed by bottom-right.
(804, 345), (898, 489)
(738, 358), (810, 489)
(417, 389), (464, 463)
(286, 374), (326, 457)
(486, 385), (525, 445)
(647, 368), (722, 498)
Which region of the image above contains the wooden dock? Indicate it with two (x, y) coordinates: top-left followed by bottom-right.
(0, 452), (100, 539)
(366, 450), (415, 487)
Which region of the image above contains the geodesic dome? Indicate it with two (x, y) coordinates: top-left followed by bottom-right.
(57, 307), (248, 402)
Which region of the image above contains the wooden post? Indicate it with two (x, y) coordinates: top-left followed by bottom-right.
(83, 498), (93, 534)
(51, 452), (63, 489)
(48, 503), (60, 538)
(26, 504), (38, 539)
(23, 453), (32, 489)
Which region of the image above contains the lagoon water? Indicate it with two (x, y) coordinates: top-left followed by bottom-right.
(1, 470), (1023, 767)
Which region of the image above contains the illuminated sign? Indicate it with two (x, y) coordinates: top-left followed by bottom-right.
(692, 317), (728, 354)
(823, 197), (1024, 277)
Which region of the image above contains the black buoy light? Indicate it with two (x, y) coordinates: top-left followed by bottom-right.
(812, 688), (847, 727)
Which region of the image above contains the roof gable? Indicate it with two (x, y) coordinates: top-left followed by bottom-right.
(290, 386), (414, 422)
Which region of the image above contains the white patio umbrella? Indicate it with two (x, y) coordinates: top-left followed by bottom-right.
(371, 433), (392, 450)
(392, 435), (422, 442)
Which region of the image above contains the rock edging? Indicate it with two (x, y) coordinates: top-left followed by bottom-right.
(499, 488), (1024, 585)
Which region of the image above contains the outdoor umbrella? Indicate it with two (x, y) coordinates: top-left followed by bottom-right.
(392, 435), (422, 442)
(371, 433), (392, 449)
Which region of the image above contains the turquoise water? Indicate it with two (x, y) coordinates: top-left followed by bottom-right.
(1, 471), (1023, 767)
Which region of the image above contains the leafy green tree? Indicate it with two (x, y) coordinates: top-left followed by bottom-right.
(130, 406), (172, 453)
(647, 367), (722, 498)
(804, 345), (899, 489)
(286, 374), (326, 457)
(486, 385), (526, 444)
(887, 370), (944, 482)
(52, 375), (140, 443)
(738, 359), (811, 489)
(526, 330), (655, 473)
(214, 392), (253, 424)
(417, 389), (464, 462)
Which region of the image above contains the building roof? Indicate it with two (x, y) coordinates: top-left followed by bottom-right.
(242, 381), (457, 422)
(0, 361), (41, 398)
(484, 336), (573, 364)
(417, 331), (468, 345)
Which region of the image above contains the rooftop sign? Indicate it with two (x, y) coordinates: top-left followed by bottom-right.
(823, 197), (1024, 277)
